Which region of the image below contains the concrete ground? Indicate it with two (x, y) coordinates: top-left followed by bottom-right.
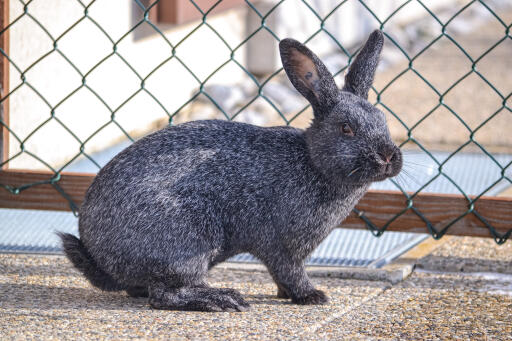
(1, 236), (511, 340)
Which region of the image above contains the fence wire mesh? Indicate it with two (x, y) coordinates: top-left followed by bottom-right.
(0, 0), (511, 243)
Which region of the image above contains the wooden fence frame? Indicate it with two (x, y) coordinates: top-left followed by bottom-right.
(148, 0), (248, 25)
(0, 0), (8, 169)
(0, 0), (511, 239)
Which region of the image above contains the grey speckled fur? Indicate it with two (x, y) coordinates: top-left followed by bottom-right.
(59, 30), (402, 312)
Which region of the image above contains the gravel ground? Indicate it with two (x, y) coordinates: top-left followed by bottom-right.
(0, 254), (388, 340)
(1, 251), (511, 340)
(314, 271), (512, 340)
(417, 236), (512, 274)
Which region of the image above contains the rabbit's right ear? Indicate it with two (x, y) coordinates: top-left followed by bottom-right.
(279, 39), (338, 117)
(342, 30), (384, 99)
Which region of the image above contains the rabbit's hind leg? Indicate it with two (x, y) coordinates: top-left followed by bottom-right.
(148, 282), (249, 312)
(276, 284), (290, 299)
(126, 286), (149, 298)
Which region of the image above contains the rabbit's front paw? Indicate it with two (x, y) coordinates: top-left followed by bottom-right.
(292, 289), (329, 305)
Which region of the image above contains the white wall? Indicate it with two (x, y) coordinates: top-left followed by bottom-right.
(9, 0), (249, 170)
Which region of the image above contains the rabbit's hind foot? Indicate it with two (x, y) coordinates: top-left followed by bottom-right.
(126, 286), (149, 298)
(148, 285), (250, 312)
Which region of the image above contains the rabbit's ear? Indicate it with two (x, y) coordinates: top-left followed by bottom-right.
(279, 39), (338, 116)
(342, 30), (384, 100)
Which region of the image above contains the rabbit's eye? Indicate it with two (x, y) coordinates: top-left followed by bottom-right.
(341, 123), (354, 136)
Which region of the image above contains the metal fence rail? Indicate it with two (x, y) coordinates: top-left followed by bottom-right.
(0, 0), (511, 243)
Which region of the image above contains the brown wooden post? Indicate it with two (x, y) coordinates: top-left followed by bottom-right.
(0, 0), (9, 169)
(150, 0), (248, 25)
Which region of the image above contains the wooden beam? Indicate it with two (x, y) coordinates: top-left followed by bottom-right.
(342, 190), (512, 239)
(0, 0), (9, 169)
(0, 169), (511, 239)
(0, 170), (94, 211)
(150, 0), (247, 25)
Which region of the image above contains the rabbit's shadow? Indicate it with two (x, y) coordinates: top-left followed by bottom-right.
(2, 283), (147, 311)
(1, 283), (294, 311)
(2, 256), (390, 311)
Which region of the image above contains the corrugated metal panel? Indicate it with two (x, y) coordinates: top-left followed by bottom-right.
(1, 149), (509, 267)
(0, 209), (76, 254)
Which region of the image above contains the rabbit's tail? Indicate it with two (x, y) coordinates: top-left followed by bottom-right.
(58, 232), (124, 291)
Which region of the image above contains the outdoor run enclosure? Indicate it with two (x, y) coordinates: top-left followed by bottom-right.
(0, 0), (511, 243)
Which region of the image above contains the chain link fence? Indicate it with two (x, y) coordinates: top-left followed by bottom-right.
(1, 0), (511, 243)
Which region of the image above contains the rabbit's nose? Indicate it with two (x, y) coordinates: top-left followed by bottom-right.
(378, 151), (394, 164)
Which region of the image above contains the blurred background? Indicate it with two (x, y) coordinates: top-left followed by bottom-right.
(1, 0), (511, 260)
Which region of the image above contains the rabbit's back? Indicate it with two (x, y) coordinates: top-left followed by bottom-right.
(81, 120), (310, 218)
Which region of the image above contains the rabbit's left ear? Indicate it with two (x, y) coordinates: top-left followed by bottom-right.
(342, 30), (384, 99)
(280, 39), (339, 117)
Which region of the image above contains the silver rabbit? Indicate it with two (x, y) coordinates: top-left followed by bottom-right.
(60, 30), (402, 312)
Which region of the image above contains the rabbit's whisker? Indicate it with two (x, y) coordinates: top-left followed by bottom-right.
(393, 173), (408, 188)
(404, 165), (433, 172)
(348, 167), (360, 177)
(398, 169), (423, 186)
(403, 160), (433, 168)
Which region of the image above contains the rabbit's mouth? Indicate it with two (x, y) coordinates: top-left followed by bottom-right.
(384, 162), (400, 177)
(344, 156), (402, 184)
(370, 172), (396, 183)
(347, 167), (400, 184)
(371, 173), (391, 182)
(370, 154), (402, 182)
